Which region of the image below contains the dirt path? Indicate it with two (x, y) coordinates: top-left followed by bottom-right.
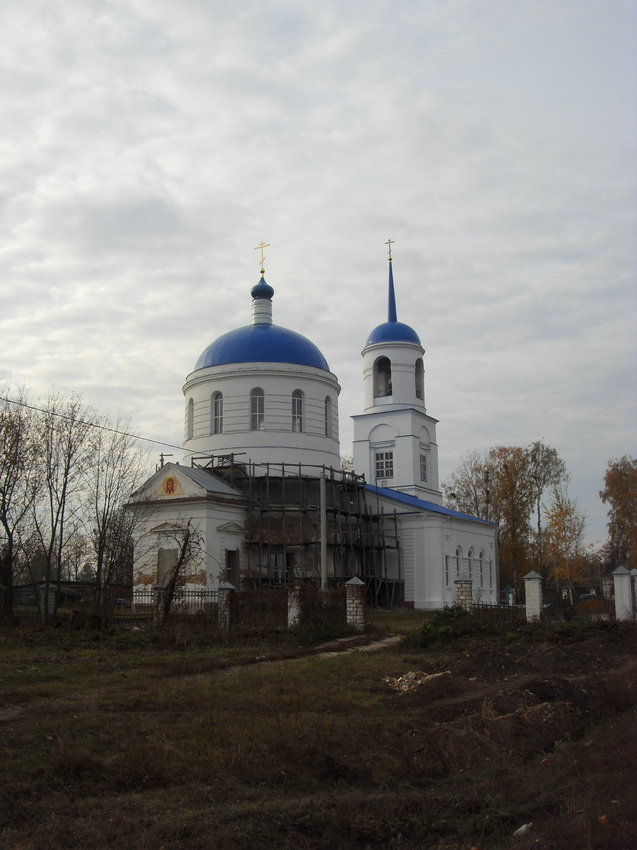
(0, 633), (404, 724)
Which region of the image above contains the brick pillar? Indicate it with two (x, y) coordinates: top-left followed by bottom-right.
(218, 582), (236, 631)
(523, 570), (543, 622)
(288, 584), (302, 628)
(345, 577), (365, 632)
(613, 567), (634, 621)
(453, 573), (473, 611)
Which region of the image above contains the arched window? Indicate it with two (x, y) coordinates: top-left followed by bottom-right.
(468, 548), (475, 581)
(373, 357), (392, 397)
(415, 358), (424, 399)
(187, 398), (194, 441)
(324, 396), (332, 437)
(212, 392), (223, 434)
(455, 546), (462, 579)
(479, 551), (485, 586)
(292, 390), (303, 432)
(250, 388), (264, 431)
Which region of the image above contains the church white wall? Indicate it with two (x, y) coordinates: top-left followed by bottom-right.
(132, 499), (248, 591)
(368, 491), (497, 610)
(183, 362), (341, 471)
(352, 407), (441, 500)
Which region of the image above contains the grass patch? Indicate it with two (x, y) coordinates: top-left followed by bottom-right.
(1, 621), (635, 848)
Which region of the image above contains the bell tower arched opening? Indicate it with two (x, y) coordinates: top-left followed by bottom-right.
(374, 356), (392, 398)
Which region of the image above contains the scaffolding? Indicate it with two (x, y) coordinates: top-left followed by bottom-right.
(190, 454), (404, 607)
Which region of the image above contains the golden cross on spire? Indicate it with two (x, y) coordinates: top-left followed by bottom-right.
(254, 241), (271, 276)
(385, 238), (394, 261)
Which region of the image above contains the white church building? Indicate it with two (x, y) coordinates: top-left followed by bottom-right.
(129, 250), (497, 609)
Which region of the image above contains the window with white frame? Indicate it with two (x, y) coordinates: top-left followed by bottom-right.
(375, 450), (394, 480)
(292, 390), (303, 432)
(250, 388), (264, 430)
(212, 392), (223, 434)
(420, 454), (428, 482)
(324, 396), (331, 437)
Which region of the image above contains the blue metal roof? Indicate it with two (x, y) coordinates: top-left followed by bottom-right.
(366, 260), (420, 346)
(365, 483), (493, 525)
(366, 321), (421, 346)
(195, 324), (330, 371)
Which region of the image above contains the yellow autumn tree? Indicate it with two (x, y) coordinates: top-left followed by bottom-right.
(600, 455), (637, 569)
(545, 489), (587, 599)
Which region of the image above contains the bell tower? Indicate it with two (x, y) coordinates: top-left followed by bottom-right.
(352, 245), (441, 502)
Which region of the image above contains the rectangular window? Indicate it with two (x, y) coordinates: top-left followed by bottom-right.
(214, 395), (223, 434)
(420, 454), (427, 482)
(269, 552), (290, 584)
(251, 391), (264, 430)
(292, 392), (303, 432)
(375, 451), (394, 480)
(445, 555), (449, 587)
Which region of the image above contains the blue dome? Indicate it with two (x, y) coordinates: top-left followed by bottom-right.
(366, 321), (421, 346)
(195, 323), (330, 371)
(250, 280), (274, 299)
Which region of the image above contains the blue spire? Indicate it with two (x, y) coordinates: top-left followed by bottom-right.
(365, 255), (421, 347)
(388, 260), (397, 322)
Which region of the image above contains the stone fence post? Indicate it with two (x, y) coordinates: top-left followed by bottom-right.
(288, 584), (302, 628)
(37, 583), (56, 620)
(523, 571), (543, 622)
(453, 573), (473, 611)
(613, 567), (634, 621)
(217, 582), (236, 631)
(345, 577), (365, 632)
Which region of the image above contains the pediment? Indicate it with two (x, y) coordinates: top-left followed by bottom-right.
(130, 464), (206, 502)
(217, 522), (245, 534)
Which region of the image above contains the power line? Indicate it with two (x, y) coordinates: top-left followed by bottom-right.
(0, 395), (184, 453)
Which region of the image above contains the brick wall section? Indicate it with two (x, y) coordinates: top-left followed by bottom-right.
(453, 576), (473, 611)
(345, 578), (365, 632)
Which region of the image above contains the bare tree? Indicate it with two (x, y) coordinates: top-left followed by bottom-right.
(528, 441), (568, 571)
(0, 390), (41, 617)
(442, 450), (494, 521)
(33, 393), (97, 619)
(83, 417), (149, 619)
(156, 521), (204, 626)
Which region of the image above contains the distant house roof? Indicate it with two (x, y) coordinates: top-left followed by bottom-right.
(365, 484), (493, 525)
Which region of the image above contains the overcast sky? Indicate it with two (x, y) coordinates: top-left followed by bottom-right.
(1, 0), (635, 546)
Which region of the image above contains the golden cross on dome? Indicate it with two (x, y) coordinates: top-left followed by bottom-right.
(254, 241), (271, 275)
(385, 238), (394, 261)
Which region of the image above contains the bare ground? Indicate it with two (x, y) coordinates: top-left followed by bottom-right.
(0, 624), (636, 848)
